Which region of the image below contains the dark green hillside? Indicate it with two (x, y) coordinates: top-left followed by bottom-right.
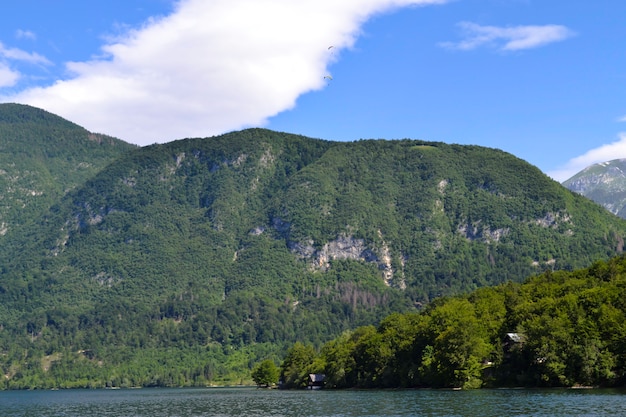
(1, 125), (625, 389)
(0, 103), (136, 241)
(280, 139), (625, 297)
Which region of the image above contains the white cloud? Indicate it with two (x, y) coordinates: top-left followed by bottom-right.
(0, 0), (447, 145)
(0, 41), (51, 88)
(15, 29), (37, 41)
(547, 133), (626, 182)
(0, 42), (51, 65)
(0, 63), (20, 88)
(442, 22), (575, 51)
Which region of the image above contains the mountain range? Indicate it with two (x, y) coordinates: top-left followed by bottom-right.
(1, 103), (625, 388)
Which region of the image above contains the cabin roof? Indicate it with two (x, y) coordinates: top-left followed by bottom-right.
(506, 332), (522, 343)
(309, 373), (325, 382)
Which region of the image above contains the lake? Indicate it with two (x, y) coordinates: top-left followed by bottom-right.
(2, 387), (626, 416)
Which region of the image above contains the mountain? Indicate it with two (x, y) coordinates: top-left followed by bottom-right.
(1, 106), (626, 388)
(562, 159), (626, 218)
(0, 103), (137, 241)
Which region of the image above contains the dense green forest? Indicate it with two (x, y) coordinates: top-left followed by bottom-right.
(0, 103), (136, 242)
(1, 104), (626, 389)
(279, 255), (626, 389)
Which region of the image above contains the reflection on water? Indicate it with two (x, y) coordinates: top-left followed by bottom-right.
(2, 387), (626, 417)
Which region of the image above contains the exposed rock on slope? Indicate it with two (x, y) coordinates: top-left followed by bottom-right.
(563, 159), (626, 218)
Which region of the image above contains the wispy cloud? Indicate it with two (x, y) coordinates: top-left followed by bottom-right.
(0, 0), (448, 145)
(0, 41), (52, 88)
(15, 29), (36, 41)
(547, 133), (626, 182)
(441, 22), (575, 51)
(0, 42), (51, 65)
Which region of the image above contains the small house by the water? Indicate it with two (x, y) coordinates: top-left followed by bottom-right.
(308, 374), (325, 389)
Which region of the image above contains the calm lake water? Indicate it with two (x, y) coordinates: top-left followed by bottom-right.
(2, 387), (626, 417)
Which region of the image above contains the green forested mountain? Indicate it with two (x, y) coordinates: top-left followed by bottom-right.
(1, 105), (626, 389)
(0, 103), (136, 241)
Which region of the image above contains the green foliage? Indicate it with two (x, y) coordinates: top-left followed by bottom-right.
(423, 299), (492, 388)
(251, 359), (279, 387)
(0, 103), (136, 249)
(282, 255), (626, 389)
(279, 342), (318, 389)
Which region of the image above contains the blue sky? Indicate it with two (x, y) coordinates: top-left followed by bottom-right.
(1, 1), (625, 181)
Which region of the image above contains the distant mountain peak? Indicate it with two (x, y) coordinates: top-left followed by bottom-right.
(563, 159), (626, 217)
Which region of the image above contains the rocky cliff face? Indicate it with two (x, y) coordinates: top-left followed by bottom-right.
(563, 159), (626, 218)
(283, 231), (404, 289)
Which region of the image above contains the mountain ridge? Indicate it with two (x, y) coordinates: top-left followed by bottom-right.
(0, 103), (137, 240)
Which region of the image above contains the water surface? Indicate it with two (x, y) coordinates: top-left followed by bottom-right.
(2, 387), (626, 417)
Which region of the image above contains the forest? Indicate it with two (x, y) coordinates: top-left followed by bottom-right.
(278, 255), (626, 389)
